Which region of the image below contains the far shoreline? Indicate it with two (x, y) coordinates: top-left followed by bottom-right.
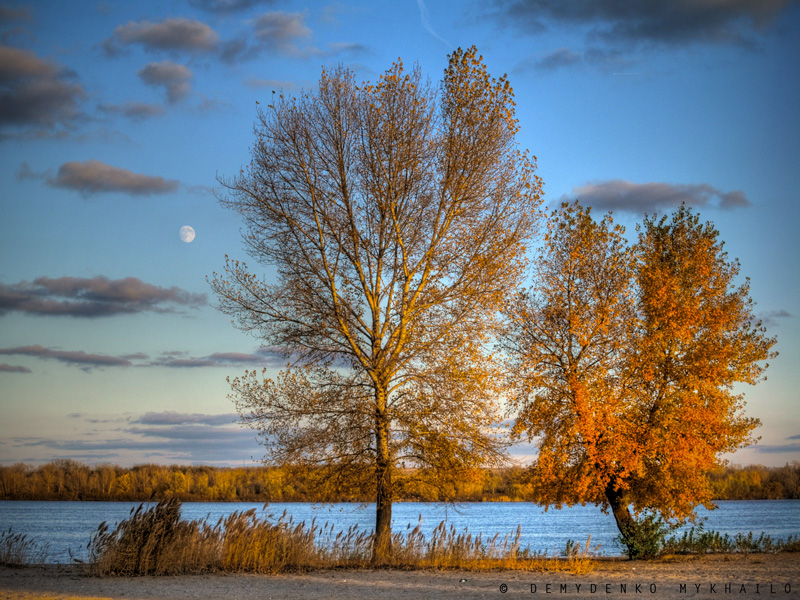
(3, 462), (799, 503)
(3, 497), (800, 503)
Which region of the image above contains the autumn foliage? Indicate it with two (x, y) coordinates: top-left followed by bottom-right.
(211, 46), (542, 562)
(504, 202), (776, 556)
(206, 41), (776, 562)
(3, 461), (799, 503)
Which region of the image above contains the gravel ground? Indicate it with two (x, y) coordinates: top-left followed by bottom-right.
(1, 554), (798, 600)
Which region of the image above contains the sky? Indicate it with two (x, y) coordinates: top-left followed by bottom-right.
(1, 0), (798, 468)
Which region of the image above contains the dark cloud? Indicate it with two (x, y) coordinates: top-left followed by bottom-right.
(213, 351), (273, 362)
(561, 180), (751, 214)
(0, 345), (133, 371)
(3, 127), (133, 144)
(218, 36), (254, 63)
(759, 309), (793, 328)
(151, 357), (220, 368)
(47, 159), (179, 196)
(0, 275), (206, 318)
(253, 11), (311, 50)
(0, 6), (32, 46)
(103, 18), (219, 56)
(220, 11), (317, 62)
(14, 411), (259, 464)
(754, 442), (800, 454)
(137, 61), (192, 104)
(135, 412), (238, 426)
(0, 5), (32, 23)
(66, 412), (128, 424)
(98, 11), (356, 67)
(0, 45), (54, 82)
(0, 343), (286, 372)
(148, 347), (286, 368)
(14, 160), (35, 180)
(189, 0), (276, 13)
(17, 431), (254, 452)
(326, 42), (371, 56)
(127, 425), (247, 442)
(320, 4), (344, 25)
(582, 47), (638, 71)
(534, 47), (582, 70)
(514, 46), (635, 73)
(195, 95), (232, 113)
(0, 44), (85, 130)
(244, 77), (297, 91)
(489, 0), (796, 46)
(186, 183), (215, 196)
(0, 363), (31, 373)
(98, 101), (165, 120)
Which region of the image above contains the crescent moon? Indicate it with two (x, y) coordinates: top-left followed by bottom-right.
(179, 225), (196, 243)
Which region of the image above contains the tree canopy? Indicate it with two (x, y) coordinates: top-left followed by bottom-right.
(212, 46), (543, 562)
(504, 202), (776, 557)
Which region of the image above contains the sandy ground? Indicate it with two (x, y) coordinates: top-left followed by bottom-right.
(1, 555), (798, 600)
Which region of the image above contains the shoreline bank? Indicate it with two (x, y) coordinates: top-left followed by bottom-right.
(2, 554), (799, 600)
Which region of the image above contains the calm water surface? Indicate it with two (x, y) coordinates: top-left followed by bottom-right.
(1, 500), (798, 563)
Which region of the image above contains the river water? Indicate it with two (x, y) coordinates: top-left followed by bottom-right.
(1, 499), (798, 563)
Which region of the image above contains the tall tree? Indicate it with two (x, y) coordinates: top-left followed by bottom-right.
(504, 202), (776, 557)
(212, 47), (543, 562)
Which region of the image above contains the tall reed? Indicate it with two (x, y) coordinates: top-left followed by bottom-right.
(0, 527), (51, 566)
(88, 498), (218, 575)
(87, 499), (600, 575)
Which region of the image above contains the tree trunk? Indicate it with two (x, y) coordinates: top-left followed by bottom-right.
(373, 390), (393, 564)
(605, 480), (636, 546)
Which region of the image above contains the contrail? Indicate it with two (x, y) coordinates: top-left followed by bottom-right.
(417, 0), (453, 48)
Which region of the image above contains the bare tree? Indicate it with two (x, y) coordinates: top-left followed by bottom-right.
(211, 47), (543, 562)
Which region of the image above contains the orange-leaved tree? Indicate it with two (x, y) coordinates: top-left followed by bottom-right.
(211, 47), (543, 563)
(504, 202), (776, 558)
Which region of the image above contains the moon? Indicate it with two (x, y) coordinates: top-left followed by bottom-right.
(179, 225), (195, 243)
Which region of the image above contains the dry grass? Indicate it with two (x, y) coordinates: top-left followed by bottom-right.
(86, 500), (599, 576)
(87, 499), (218, 575)
(220, 510), (330, 573)
(389, 519), (595, 573)
(0, 528), (51, 566)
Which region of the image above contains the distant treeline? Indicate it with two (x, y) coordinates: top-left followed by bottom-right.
(1, 460), (798, 503)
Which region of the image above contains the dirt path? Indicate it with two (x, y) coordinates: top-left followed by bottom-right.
(1, 554), (798, 600)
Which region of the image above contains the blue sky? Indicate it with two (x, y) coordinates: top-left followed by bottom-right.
(1, 0), (798, 468)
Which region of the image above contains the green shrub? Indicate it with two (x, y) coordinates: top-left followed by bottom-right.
(617, 513), (672, 560)
(662, 526), (800, 555)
